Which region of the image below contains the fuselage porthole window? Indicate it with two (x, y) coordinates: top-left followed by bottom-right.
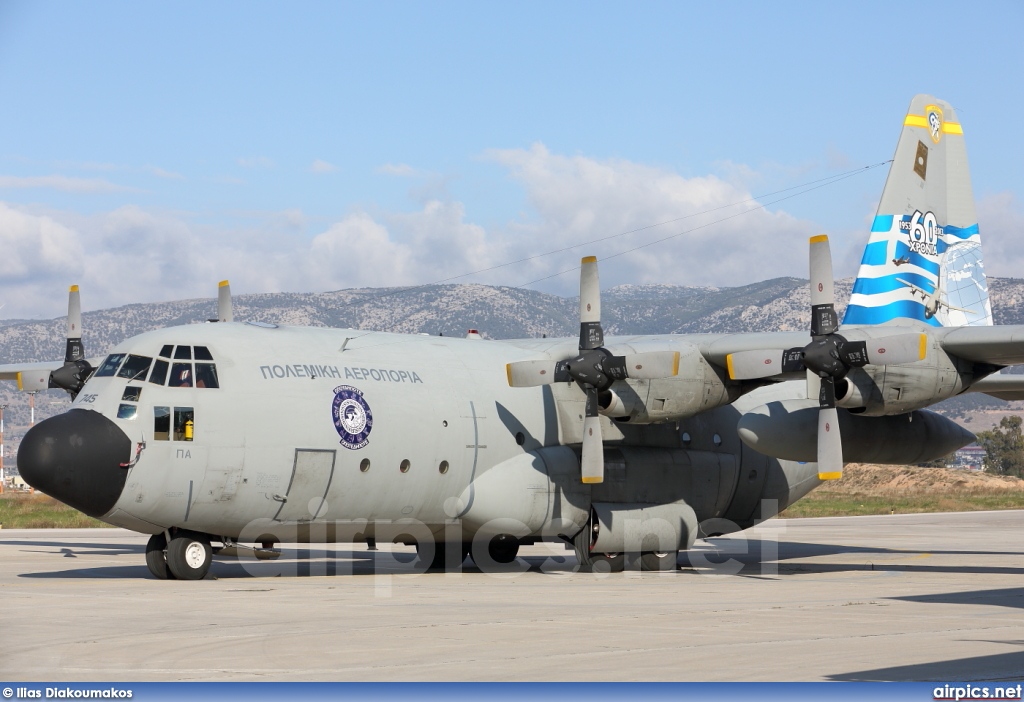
(170, 363), (194, 387)
(173, 345), (192, 360)
(154, 406), (170, 440)
(149, 359), (169, 385)
(195, 363), (219, 388)
(117, 355), (153, 381)
(194, 346), (214, 361)
(94, 354), (126, 377)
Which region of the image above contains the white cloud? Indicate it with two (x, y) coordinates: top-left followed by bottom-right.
(237, 156), (275, 169)
(977, 192), (1024, 278)
(0, 145), (829, 317)
(144, 165), (185, 180)
(0, 175), (138, 193)
(310, 159), (337, 174)
(483, 143), (816, 289)
(376, 163), (417, 177)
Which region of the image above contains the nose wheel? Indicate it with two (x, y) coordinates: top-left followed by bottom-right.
(150, 531), (213, 580)
(145, 532), (174, 580)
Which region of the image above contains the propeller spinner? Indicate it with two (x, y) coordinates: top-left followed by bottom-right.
(725, 235), (926, 480)
(506, 257), (680, 484)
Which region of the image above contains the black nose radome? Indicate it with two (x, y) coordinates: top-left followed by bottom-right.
(18, 409), (132, 518)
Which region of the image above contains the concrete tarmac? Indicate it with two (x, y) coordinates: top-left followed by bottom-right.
(1, 511), (1024, 681)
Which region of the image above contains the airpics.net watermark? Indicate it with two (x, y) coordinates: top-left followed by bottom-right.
(934, 684), (1023, 700)
(216, 498), (787, 592)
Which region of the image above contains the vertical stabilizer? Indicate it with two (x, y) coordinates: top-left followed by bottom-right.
(843, 95), (992, 328)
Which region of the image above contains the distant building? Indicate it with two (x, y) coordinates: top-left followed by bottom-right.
(951, 444), (987, 471)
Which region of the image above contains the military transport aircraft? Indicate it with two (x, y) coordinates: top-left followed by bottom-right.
(5, 94), (1024, 580)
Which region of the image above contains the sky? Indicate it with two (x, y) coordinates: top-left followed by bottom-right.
(0, 1), (1021, 319)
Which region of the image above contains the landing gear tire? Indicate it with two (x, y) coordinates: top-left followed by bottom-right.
(416, 541), (470, 572)
(640, 550), (678, 572)
(166, 531), (213, 580)
(572, 523), (624, 574)
(487, 535), (520, 564)
(145, 533), (175, 580)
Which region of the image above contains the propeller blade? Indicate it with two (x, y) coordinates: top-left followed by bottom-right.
(806, 370), (821, 403)
(844, 334), (927, 367)
(581, 414), (604, 484)
(579, 256), (603, 350)
(65, 285), (84, 363)
(726, 349), (785, 380)
(818, 375), (836, 409)
(218, 280), (233, 323)
(614, 351), (680, 380)
(809, 235), (838, 336)
(817, 405), (843, 480)
(506, 360), (560, 387)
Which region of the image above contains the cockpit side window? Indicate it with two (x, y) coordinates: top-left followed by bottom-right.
(117, 355), (153, 381)
(195, 363), (219, 389)
(169, 363), (193, 387)
(94, 354), (126, 377)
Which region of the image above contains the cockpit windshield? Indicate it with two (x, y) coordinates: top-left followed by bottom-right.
(93, 346), (220, 388)
(117, 355), (153, 381)
(94, 354), (126, 377)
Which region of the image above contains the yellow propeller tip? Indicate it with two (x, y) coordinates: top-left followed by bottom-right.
(581, 476), (603, 484)
(581, 256), (597, 264)
(809, 234), (829, 244)
(725, 353), (736, 380)
(918, 333), (928, 360)
(818, 472), (842, 481)
(505, 364), (514, 387)
(219, 280), (230, 288)
(69, 285), (79, 292)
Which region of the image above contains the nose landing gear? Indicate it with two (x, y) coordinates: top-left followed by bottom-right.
(145, 530), (213, 580)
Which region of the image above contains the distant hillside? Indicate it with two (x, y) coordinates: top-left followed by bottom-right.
(2, 276), (1024, 451)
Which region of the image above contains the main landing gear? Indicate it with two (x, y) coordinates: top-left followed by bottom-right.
(572, 522), (678, 573)
(413, 534), (522, 571)
(145, 530), (213, 580)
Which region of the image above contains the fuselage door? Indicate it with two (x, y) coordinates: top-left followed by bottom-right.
(274, 448), (336, 522)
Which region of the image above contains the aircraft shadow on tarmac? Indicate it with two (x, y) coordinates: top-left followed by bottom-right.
(831, 590), (1024, 680)
(829, 642), (1024, 682)
(12, 536), (1024, 580)
(678, 538), (1024, 579)
(895, 587), (1024, 610)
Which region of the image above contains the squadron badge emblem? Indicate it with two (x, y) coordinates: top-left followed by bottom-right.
(331, 385), (373, 449)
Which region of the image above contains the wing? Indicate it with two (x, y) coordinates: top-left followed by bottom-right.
(935, 326), (1024, 366)
(962, 372), (1024, 401)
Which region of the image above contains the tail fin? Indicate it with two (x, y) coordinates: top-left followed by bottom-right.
(843, 94), (992, 328)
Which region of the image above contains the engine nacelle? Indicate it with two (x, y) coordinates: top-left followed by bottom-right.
(593, 342), (735, 424)
(17, 370), (50, 393)
(834, 369), (884, 412)
(736, 399), (974, 464)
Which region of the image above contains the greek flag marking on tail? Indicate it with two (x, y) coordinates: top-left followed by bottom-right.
(843, 94), (992, 328)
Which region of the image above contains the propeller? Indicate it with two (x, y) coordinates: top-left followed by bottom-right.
(506, 256), (680, 484)
(725, 235), (926, 480)
(48, 285), (94, 399)
(218, 280), (233, 323)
